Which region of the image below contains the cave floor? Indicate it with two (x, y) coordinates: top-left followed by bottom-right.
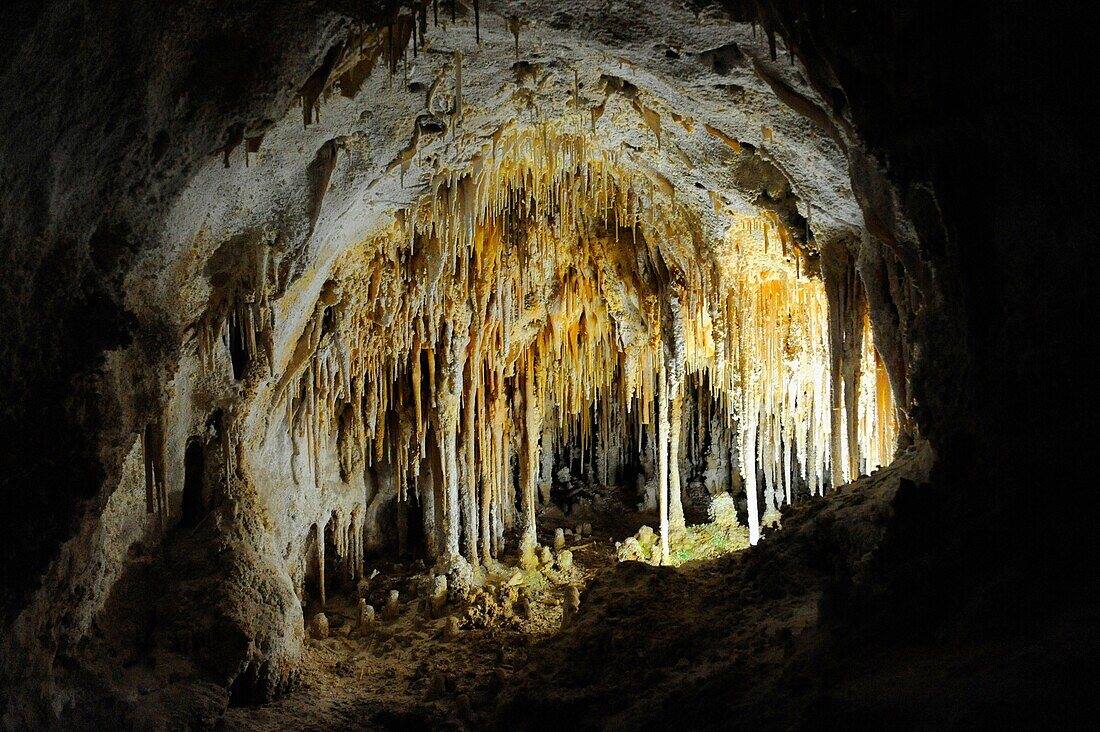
(223, 448), (936, 731)
(222, 507), (663, 730)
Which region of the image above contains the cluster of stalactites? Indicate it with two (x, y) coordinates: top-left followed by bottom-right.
(723, 218), (898, 544)
(277, 125), (897, 570)
(306, 504), (368, 607)
(858, 312), (898, 476)
(194, 245), (276, 379)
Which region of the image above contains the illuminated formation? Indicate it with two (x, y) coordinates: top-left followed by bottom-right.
(265, 125), (895, 579)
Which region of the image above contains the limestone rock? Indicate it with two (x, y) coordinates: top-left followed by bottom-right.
(443, 615), (461, 639)
(382, 590), (401, 621)
(557, 549), (574, 571)
(310, 612), (329, 639)
(358, 600), (375, 634)
(561, 586), (581, 628)
(427, 574), (449, 619)
(708, 493), (739, 527)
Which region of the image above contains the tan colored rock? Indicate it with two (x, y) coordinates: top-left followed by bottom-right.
(358, 599), (375, 634)
(443, 615), (461, 639)
(519, 545), (539, 570)
(382, 590), (400, 621)
(553, 527), (566, 550)
(561, 586), (580, 628)
(310, 612), (329, 639)
(557, 549), (573, 571)
(516, 588), (533, 620)
(427, 574), (448, 619)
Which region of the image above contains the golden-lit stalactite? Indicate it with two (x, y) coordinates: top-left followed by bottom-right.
(859, 311), (898, 476)
(722, 216), (898, 543)
(272, 124), (898, 576)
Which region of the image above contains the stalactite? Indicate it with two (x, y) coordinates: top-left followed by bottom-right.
(508, 16), (522, 61)
(460, 343), (479, 567)
(668, 392), (685, 530)
(271, 125), (897, 568)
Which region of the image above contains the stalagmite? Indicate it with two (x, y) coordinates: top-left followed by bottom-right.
(382, 589), (401, 621)
(666, 292), (687, 532)
(742, 405), (761, 545)
(310, 612), (329, 639)
(460, 352), (479, 567)
(519, 351), (541, 566)
(358, 600), (375, 634)
(657, 349), (671, 564)
(561, 586), (580, 628)
(668, 393), (685, 530)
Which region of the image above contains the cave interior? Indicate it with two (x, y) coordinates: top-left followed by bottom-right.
(0, 0), (1096, 729)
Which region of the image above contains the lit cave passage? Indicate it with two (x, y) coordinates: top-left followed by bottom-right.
(1, 1), (1093, 730)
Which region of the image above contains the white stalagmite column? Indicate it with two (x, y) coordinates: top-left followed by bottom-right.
(742, 407), (761, 546)
(657, 350), (671, 564)
(440, 412), (461, 558)
(669, 393), (686, 532)
(478, 384), (496, 566)
(667, 292), (687, 532)
(519, 352), (541, 566)
(438, 315), (470, 560)
(460, 355), (479, 568)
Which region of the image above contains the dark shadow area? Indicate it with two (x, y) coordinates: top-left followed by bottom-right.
(182, 438), (205, 527)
